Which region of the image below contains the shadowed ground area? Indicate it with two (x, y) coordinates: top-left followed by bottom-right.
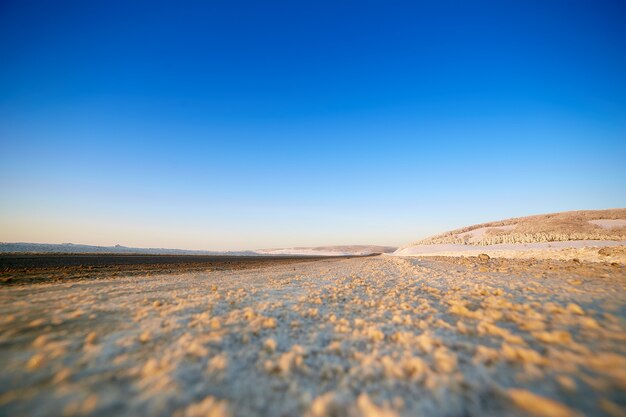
(0, 256), (625, 416)
(0, 254), (355, 285)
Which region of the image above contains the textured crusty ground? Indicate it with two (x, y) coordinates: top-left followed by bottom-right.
(394, 243), (626, 264)
(1, 256), (625, 417)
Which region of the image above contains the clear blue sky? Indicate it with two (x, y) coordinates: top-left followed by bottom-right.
(1, 1), (625, 250)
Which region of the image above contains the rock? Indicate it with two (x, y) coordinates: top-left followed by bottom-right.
(85, 331), (98, 344)
(478, 253), (490, 261)
(532, 330), (572, 344)
(263, 338), (277, 353)
(32, 335), (49, 348)
(210, 317), (221, 330)
(207, 354), (228, 373)
(26, 353), (45, 370)
(263, 317), (277, 329)
(434, 347), (457, 373)
(52, 368), (72, 383)
(139, 331), (151, 343)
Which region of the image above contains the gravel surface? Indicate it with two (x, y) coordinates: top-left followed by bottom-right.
(1, 256), (625, 417)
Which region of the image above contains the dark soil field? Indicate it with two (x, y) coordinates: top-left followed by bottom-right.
(0, 254), (356, 285)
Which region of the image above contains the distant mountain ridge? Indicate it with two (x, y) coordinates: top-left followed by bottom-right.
(0, 242), (394, 257)
(0, 242), (258, 256)
(394, 209), (626, 261)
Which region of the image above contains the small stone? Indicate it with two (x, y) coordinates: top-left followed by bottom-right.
(85, 331), (98, 344)
(263, 317), (277, 329)
(141, 358), (160, 376)
(210, 317), (221, 330)
(27, 353), (45, 370)
(139, 331), (152, 343)
(580, 317), (599, 329)
(263, 338), (277, 353)
(434, 347), (457, 373)
(53, 367), (72, 383)
(533, 330), (572, 344)
(32, 335), (49, 348)
(207, 354), (228, 373)
(402, 356), (427, 379)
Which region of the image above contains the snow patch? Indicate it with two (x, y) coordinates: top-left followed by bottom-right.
(589, 219), (626, 229)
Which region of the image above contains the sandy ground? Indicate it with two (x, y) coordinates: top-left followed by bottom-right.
(1, 256), (625, 417)
(395, 241), (626, 263)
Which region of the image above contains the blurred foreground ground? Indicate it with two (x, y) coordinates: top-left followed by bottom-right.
(1, 255), (625, 417)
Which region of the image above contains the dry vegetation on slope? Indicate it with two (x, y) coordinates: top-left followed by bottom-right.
(411, 209), (626, 246)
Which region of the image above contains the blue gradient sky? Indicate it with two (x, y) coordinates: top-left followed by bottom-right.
(1, 1), (625, 250)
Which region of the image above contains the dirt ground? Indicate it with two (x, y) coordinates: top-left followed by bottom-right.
(1, 255), (625, 417)
(0, 254), (351, 285)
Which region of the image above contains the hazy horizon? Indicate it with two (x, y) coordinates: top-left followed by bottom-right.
(3, 206), (625, 252)
(2, 1), (626, 251)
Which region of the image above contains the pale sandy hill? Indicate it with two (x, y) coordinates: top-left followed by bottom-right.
(396, 209), (626, 262)
(408, 208), (626, 246)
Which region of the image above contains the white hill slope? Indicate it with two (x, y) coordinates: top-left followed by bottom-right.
(394, 209), (626, 263)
